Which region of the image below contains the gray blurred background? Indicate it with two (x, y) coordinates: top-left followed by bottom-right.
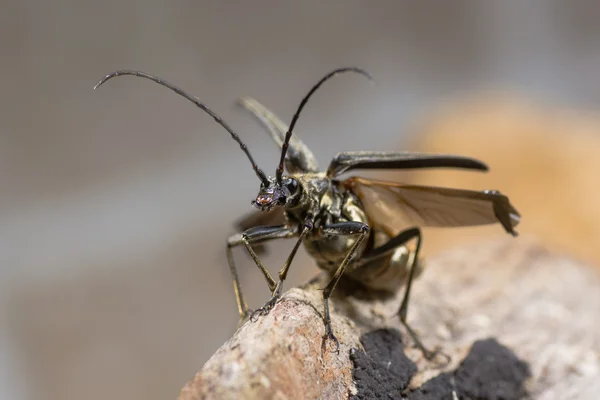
(2, 1), (600, 399)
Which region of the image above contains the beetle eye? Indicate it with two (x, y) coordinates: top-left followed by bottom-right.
(285, 178), (298, 193)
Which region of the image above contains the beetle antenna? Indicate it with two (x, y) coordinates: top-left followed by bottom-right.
(94, 70), (269, 185)
(276, 67), (374, 183)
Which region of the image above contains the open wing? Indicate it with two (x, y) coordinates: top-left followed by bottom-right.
(344, 177), (520, 235)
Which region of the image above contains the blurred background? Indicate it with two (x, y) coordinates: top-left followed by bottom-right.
(2, 1), (600, 399)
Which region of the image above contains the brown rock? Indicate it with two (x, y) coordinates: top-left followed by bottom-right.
(179, 238), (600, 399)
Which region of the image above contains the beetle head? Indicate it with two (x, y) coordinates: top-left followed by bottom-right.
(252, 176), (301, 212)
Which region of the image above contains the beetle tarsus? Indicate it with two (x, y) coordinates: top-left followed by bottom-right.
(322, 322), (340, 354)
(322, 297), (341, 354)
(250, 282), (283, 321)
(400, 318), (451, 366)
(249, 310), (261, 323)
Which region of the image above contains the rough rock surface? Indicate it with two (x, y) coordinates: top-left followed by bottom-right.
(179, 237), (600, 399)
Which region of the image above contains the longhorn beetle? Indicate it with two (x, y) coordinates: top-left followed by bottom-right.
(94, 68), (520, 359)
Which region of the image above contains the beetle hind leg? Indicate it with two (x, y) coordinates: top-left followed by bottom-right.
(358, 227), (448, 363)
(394, 228), (450, 364)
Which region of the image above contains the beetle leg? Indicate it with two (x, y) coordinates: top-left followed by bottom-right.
(319, 221), (370, 353)
(352, 227), (448, 363)
(227, 224), (297, 325)
(390, 228), (448, 363)
(251, 219), (314, 319)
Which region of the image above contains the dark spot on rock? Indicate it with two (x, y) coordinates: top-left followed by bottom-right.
(350, 328), (416, 399)
(407, 338), (530, 400)
(351, 333), (530, 400)
(406, 372), (454, 400)
(454, 338), (530, 399)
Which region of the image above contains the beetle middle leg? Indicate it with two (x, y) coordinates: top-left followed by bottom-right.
(227, 224), (297, 325)
(320, 221), (370, 352)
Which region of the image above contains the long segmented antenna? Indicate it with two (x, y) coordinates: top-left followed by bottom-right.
(276, 67), (374, 183)
(94, 70), (270, 185)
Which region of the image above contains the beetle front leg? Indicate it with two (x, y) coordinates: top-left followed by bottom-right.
(251, 219), (314, 319)
(226, 224), (297, 325)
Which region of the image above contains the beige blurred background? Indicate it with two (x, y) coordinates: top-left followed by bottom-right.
(2, 1), (600, 399)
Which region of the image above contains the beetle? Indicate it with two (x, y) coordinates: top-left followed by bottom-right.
(94, 67), (520, 359)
